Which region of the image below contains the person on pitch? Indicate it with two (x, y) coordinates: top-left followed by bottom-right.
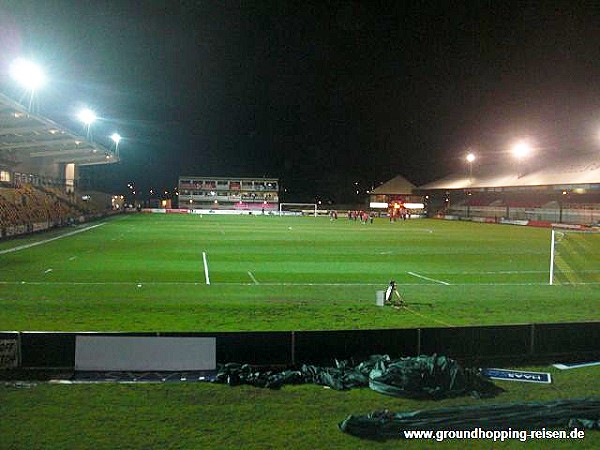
(384, 280), (404, 307)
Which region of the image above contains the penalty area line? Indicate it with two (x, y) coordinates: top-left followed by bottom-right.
(247, 271), (259, 285)
(407, 271), (450, 285)
(202, 251), (211, 285)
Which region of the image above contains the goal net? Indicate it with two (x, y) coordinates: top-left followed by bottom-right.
(549, 228), (600, 285)
(278, 203), (318, 217)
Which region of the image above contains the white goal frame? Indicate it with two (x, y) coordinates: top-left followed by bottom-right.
(549, 228), (557, 285)
(278, 203), (318, 217)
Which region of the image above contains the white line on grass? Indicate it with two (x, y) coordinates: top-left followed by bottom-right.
(224, 281), (600, 287)
(403, 305), (453, 327)
(6, 280), (598, 287)
(553, 361), (600, 370)
(407, 271), (450, 285)
(247, 271), (259, 285)
(0, 223), (106, 255)
(202, 251), (211, 285)
(386, 228), (435, 234)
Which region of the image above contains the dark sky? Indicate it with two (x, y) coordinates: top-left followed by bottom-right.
(1, 1), (599, 202)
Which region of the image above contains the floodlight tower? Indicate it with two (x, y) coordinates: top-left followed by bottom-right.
(110, 133), (122, 157)
(78, 108), (97, 138)
(9, 58), (45, 111)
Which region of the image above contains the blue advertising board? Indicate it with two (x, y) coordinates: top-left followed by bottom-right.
(481, 368), (552, 384)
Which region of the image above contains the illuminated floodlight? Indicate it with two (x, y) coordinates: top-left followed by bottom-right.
(466, 152), (476, 182)
(78, 108), (97, 138)
(10, 58), (45, 91)
(512, 140), (532, 159)
(78, 108), (97, 125)
(110, 133), (122, 145)
(110, 133), (122, 156)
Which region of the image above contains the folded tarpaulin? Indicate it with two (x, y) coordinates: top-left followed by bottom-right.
(339, 398), (600, 440)
(214, 354), (502, 399)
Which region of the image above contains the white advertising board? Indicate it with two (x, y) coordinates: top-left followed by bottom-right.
(75, 336), (216, 371)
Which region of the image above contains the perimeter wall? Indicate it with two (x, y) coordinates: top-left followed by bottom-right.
(1, 322), (599, 370)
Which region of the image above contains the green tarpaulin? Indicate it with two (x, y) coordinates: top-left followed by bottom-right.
(214, 354), (502, 399)
(339, 398), (600, 440)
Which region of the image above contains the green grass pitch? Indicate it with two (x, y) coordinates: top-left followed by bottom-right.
(0, 213), (598, 331)
(1, 214), (599, 449)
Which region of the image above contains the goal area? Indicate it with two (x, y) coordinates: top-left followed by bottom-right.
(278, 203), (318, 217)
(549, 228), (600, 285)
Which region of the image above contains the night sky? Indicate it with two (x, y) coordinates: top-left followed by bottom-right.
(1, 1), (599, 202)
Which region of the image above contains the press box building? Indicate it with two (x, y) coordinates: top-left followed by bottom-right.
(178, 176), (279, 211)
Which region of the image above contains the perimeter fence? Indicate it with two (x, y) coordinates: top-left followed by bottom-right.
(1, 321), (599, 370)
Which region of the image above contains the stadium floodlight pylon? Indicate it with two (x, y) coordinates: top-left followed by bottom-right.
(278, 203), (318, 217)
(549, 227), (600, 285)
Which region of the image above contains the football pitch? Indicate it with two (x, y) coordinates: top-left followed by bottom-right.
(0, 213), (599, 332)
(2, 213), (600, 449)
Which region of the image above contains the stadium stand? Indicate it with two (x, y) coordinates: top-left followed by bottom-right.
(0, 92), (119, 238)
(445, 193), (600, 225)
(1, 186), (74, 232)
(417, 154), (600, 226)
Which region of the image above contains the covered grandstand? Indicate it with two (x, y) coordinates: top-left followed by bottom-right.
(418, 152), (600, 226)
(0, 92), (120, 238)
(368, 175), (425, 218)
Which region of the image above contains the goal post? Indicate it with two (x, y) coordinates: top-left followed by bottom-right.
(549, 227), (600, 285)
(279, 203), (318, 217)
(549, 228), (556, 285)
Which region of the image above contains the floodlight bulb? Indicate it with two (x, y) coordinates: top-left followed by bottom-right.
(10, 58), (45, 90)
(78, 108), (97, 125)
(512, 140), (532, 159)
(110, 133), (122, 144)
(466, 153), (475, 163)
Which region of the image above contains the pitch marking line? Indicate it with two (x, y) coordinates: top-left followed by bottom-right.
(553, 361), (600, 370)
(247, 271), (259, 285)
(403, 305), (453, 327)
(2, 280), (599, 287)
(0, 223), (106, 255)
(202, 251), (211, 285)
(407, 271), (450, 285)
